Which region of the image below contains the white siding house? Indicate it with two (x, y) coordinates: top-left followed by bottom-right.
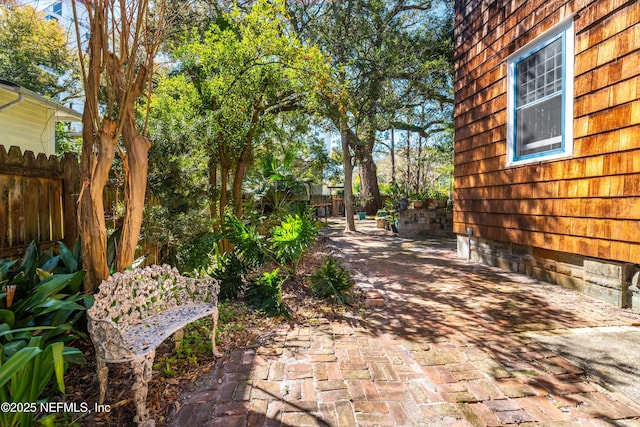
(0, 81), (82, 156)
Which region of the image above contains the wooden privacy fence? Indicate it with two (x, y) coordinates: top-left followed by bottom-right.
(0, 145), (80, 258)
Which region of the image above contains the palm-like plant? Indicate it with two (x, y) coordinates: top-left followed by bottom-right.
(244, 151), (308, 216)
(309, 257), (354, 305)
(269, 214), (318, 274)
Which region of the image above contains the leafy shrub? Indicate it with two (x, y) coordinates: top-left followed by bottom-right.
(153, 317), (214, 378)
(269, 214), (318, 273)
(212, 252), (247, 301)
(179, 232), (217, 274)
(309, 257), (354, 305)
(246, 269), (289, 318)
(220, 215), (266, 269)
(0, 334), (84, 427)
(0, 242), (89, 427)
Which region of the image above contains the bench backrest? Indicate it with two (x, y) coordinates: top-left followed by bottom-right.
(88, 264), (219, 326)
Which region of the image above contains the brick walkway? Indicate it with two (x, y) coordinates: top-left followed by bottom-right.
(169, 219), (640, 426)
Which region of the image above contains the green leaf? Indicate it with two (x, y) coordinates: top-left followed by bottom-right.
(0, 259), (17, 279)
(0, 310), (15, 328)
(57, 241), (78, 273)
(36, 268), (53, 282)
(72, 238), (82, 265)
(40, 255), (60, 273)
(107, 228), (122, 268)
(67, 270), (86, 294)
(33, 298), (86, 316)
(51, 342), (65, 394)
(2, 340), (27, 359)
(17, 241), (40, 280)
(0, 347), (41, 388)
(0, 326), (56, 339)
(62, 346), (85, 365)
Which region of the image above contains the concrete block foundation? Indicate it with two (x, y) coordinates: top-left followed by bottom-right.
(457, 235), (640, 309)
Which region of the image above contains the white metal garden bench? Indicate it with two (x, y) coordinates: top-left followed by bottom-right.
(87, 265), (220, 427)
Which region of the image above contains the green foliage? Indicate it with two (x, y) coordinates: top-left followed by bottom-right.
(0, 336), (82, 427)
(309, 257), (354, 305)
(212, 252), (247, 301)
(145, 74), (214, 271)
(269, 214), (319, 274)
(55, 123), (81, 156)
(0, 3), (78, 99)
(246, 269), (289, 318)
(0, 244), (89, 427)
(244, 150), (308, 216)
(153, 318), (214, 378)
(288, 0), (454, 212)
(220, 215), (266, 269)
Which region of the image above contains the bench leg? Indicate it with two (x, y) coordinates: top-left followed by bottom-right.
(174, 328), (184, 352)
(132, 351), (155, 427)
(97, 359), (109, 405)
(212, 310), (222, 358)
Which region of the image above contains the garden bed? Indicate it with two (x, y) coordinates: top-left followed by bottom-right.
(65, 240), (363, 426)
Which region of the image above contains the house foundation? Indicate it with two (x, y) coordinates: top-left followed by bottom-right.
(457, 235), (640, 309)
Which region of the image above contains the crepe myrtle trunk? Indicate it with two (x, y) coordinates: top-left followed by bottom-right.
(115, 112), (151, 272)
(78, 118), (117, 292)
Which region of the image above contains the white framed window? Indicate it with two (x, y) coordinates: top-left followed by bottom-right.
(506, 19), (574, 166)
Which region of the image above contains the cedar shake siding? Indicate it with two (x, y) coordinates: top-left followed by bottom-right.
(454, 0), (640, 306)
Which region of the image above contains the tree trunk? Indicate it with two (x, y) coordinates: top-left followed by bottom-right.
(79, 119), (116, 292)
(219, 161), (229, 219)
(77, 3), (112, 292)
(355, 133), (381, 215)
(341, 116), (356, 232)
(405, 130), (411, 195)
(357, 151), (381, 215)
(208, 154), (217, 221)
(116, 112), (151, 271)
(233, 160), (247, 217)
(232, 108), (260, 218)
(218, 131), (230, 220)
(416, 132), (422, 192)
(390, 128), (396, 184)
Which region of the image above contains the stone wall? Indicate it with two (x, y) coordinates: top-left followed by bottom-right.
(457, 235), (640, 309)
(397, 205), (454, 238)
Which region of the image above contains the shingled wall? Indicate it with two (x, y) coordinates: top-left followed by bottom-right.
(454, 0), (640, 306)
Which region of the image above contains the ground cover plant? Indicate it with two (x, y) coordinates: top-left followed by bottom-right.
(0, 241), (90, 427)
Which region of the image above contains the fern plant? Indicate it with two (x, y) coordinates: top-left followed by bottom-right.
(246, 269), (289, 318)
(309, 257), (354, 305)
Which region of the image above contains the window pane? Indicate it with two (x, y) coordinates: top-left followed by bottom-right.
(516, 94), (562, 156)
(516, 38), (562, 106)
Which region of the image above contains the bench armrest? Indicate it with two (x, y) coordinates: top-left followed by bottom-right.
(88, 316), (135, 362)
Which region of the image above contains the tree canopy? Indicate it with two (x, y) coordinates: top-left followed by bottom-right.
(152, 0), (329, 220)
(0, 2), (77, 99)
(287, 0), (454, 216)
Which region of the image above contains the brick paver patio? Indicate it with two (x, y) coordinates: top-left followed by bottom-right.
(169, 219), (640, 426)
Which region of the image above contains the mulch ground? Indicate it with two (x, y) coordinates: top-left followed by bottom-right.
(62, 239), (364, 426)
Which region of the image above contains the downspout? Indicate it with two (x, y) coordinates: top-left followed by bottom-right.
(0, 92), (24, 111)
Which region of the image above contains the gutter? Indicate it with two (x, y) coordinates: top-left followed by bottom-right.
(0, 80), (82, 122)
(0, 91), (25, 112)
